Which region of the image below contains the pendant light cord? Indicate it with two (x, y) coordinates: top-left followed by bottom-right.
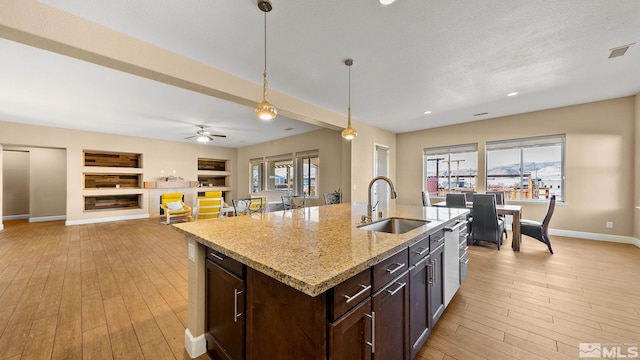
(263, 11), (267, 76)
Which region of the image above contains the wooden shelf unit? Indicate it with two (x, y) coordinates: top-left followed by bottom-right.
(84, 150), (141, 168)
(197, 158), (232, 200)
(198, 158), (226, 171)
(84, 173), (142, 189)
(84, 194), (142, 211)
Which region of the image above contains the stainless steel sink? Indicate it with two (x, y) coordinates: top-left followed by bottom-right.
(357, 217), (429, 234)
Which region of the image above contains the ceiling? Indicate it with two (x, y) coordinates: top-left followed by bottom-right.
(1, 1), (639, 148)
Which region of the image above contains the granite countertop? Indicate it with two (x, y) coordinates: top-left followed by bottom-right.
(173, 203), (468, 297)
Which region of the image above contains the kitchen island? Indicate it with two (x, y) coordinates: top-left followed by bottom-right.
(174, 203), (468, 359)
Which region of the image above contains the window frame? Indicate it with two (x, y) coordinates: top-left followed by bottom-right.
(423, 143), (478, 197)
(485, 134), (565, 202)
(295, 150), (319, 198)
(249, 157), (264, 193)
(265, 154), (294, 194)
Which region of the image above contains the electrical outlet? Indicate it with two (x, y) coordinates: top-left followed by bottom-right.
(606, 221), (613, 229)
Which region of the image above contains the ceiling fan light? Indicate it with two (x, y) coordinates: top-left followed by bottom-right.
(254, 100), (277, 120)
(196, 135), (210, 143)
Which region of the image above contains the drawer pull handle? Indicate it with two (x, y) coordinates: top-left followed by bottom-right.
(344, 284), (372, 304)
(386, 282), (406, 296)
(414, 256), (428, 267)
(210, 253), (224, 261)
(385, 262), (405, 275)
(412, 247), (429, 256)
(365, 311), (375, 353)
(234, 289), (243, 322)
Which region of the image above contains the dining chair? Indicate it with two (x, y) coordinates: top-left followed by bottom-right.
(520, 195), (556, 254)
(421, 191), (431, 206)
(323, 192), (342, 205)
(282, 195), (306, 210)
(445, 193), (467, 208)
(470, 194), (505, 250)
(487, 191), (508, 240)
(462, 191), (475, 203)
(233, 198), (262, 216)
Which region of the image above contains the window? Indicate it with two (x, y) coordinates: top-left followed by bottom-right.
(486, 135), (564, 201)
(266, 154), (293, 193)
(296, 150), (319, 197)
(424, 144), (478, 196)
(249, 158), (264, 193)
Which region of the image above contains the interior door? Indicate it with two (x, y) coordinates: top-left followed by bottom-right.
(373, 144), (389, 211)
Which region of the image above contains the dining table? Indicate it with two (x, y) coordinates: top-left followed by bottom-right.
(433, 201), (524, 251)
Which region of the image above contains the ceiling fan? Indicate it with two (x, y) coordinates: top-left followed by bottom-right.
(184, 125), (226, 143)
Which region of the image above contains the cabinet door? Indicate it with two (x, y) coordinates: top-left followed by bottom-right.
(372, 272), (409, 360)
(206, 259), (245, 360)
(429, 245), (445, 327)
(329, 298), (372, 360)
(409, 255), (431, 359)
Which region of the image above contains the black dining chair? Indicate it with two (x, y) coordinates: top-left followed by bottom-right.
(520, 195), (556, 254)
(470, 194), (505, 250)
(487, 191), (508, 241)
(445, 193), (467, 208)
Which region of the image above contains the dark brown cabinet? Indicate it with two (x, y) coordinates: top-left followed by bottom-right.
(372, 271), (410, 360)
(428, 243), (445, 326)
(205, 258), (245, 360)
(329, 297), (373, 360)
(409, 254), (431, 359)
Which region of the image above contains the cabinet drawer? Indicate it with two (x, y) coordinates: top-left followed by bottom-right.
(206, 248), (244, 278)
(429, 229), (445, 251)
(331, 268), (372, 321)
(373, 248), (408, 292)
(408, 235), (429, 267)
(459, 243), (468, 258)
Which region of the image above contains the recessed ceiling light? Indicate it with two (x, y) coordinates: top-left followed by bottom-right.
(424, 110), (432, 115)
(507, 91), (519, 97)
(284, 127), (294, 131)
(609, 43), (634, 58)
(379, 0), (396, 5)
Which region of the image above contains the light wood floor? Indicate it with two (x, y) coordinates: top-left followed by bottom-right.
(1, 219), (639, 359)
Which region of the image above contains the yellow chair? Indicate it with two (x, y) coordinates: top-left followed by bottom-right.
(160, 192), (192, 224)
(250, 193), (268, 213)
(195, 196), (223, 220)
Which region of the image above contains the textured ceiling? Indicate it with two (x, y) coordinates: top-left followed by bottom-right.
(1, 1), (639, 147)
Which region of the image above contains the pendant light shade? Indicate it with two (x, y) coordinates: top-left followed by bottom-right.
(254, 0), (277, 121)
(341, 58), (358, 140)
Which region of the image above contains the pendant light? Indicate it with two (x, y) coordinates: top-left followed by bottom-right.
(254, 0), (277, 121)
(341, 58), (358, 140)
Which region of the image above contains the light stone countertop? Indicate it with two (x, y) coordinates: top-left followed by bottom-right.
(173, 203), (468, 297)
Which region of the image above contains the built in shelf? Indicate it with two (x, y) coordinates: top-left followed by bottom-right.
(144, 181), (199, 189)
(84, 150), (141, 168)
(84, 173), (142, 189)
(198, 158), (227, 171)
(85, 194), (142, 211)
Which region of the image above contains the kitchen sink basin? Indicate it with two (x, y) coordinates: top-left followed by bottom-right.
(357, 217), (429, 234)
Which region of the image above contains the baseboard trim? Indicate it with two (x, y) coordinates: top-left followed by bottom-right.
(2, 214), (29, 220)
(549, 228), (640, 248)
(65, 213), (149, 226)
(0, 224), (4, 231)
(184, 328), (206, 358)
(29, 215), (66, 223)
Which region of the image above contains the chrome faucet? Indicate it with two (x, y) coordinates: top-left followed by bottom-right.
(364, 176), (398, 223)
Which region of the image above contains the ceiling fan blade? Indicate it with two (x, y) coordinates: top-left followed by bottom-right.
(211, 134), (227, 138)
(184, 135), (197, 139)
